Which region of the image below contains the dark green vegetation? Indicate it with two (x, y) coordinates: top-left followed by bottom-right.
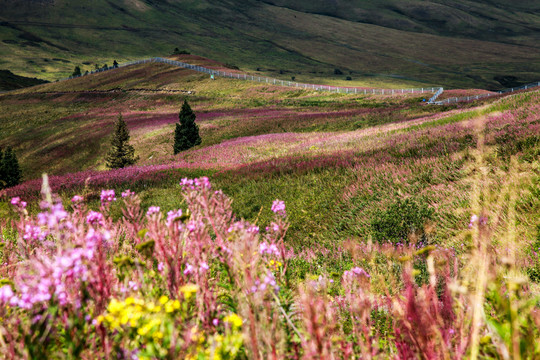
(174, 100), (201, 154)
(0, 69), (47, 91)
(0, 147), (21, 189)
(106, 114), (138, 169)
(1, 0), (539, 88)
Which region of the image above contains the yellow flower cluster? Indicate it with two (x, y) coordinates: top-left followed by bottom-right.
(223, 313), (243, 328)
(189, 314), (244, 360)
(269, 259), (283, 270)
(180, 284), (198, 300)
(97, 296), (180, 334)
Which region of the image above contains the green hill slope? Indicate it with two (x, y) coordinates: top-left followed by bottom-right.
(1, 0), (539, 89)
(0, 69), (47, 91)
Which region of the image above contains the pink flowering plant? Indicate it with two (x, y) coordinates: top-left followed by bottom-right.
(0, 175), (539, 359)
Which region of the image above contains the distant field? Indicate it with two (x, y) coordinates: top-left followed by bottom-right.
(1, 0), (539, 88)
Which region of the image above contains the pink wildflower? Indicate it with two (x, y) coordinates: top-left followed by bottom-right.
(86, 211), (104, 225)
(146, 206), (161, 216)
(121, 189), (134, 198)
(71, 195), (83, 203)
(10, 197), (27, 209)
(100, 189), (116, 204)
(0, 285), (14, 303)
(271, 199), (286, 216)
(166, 209), (183, 227)
(184, 264), (194, 275)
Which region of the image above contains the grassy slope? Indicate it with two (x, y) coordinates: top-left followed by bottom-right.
(0, 58), (450, 180)
(0, 0), (539, 88)
(1, 62), (538, 259)
(0, 69), (47, 91)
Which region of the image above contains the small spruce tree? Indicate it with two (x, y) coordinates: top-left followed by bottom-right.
(174, 100), (201, 154)
(0, 148), (5, 189)
(1, 147), (22, 188)
(113, 60), (119, 68)
(106, 115), (138, 169)
(72, 66), (82, 77)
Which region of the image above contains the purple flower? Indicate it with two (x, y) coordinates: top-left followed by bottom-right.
(194, 177), (211, 189)
(344, 267), (371, 279)
(184, 264), (194, 275)
(0, 285), (14, 303)
(100, 189), (116, 204)
(187, 221), (199, 233)
(212, 318), (219, 326)
(23, 224), (48, 242)
(259, 242), (280, 256)
(71, 195), (83, 203)
(86, 211), (104, 225)
(271, 200), (286, 216)
(146, 206), (161, 216)
(157, 262), (164, 272)
(128, 281), (139, 291)
(247, 225), (259, 234)
(166, 209), (183, 227)
(11, 197), (27, 209)
(180, 178), (194, 188)
(121, 189), (134, 198)
(200, 262), (209, 272)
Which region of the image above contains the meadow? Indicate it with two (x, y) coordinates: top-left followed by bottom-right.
(0, 58), (539, 359)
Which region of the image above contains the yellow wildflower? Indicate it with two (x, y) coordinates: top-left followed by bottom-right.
(180, 284), (198, 300)
(159, 295), (169, 305)
(224, 313), (243, 328)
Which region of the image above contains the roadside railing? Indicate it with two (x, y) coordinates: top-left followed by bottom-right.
(434, 81), (540, 105)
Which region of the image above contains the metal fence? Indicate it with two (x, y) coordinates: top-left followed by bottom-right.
(434, 81), (540, 105)
(62, 57), (442, 96)
(59, 57), (540, 104)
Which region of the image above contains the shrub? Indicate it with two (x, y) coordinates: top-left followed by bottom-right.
(371, 198), (434, 245)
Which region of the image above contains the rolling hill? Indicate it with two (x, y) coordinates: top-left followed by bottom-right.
(1, 51), (539, 359)
(1, 0), (539, 89)
(0, 69), (48, 91)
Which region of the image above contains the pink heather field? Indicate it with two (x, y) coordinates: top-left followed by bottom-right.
(0, 57), (540, 359)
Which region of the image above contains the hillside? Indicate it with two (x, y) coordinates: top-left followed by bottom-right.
(1, 56), (539, 358)
(1, 0), (539, 89)
(0, 69), (47, 91)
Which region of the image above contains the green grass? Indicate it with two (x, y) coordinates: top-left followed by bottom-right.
(1, 0), (539, 88)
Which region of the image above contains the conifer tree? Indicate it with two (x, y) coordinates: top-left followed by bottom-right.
(174, 100), (201, 154)
(106, 115), (138, 169)
(0, 148), (5, 189)
(1, 147), (22, 188)
(72, 66), (82, 77)
(113, 60), (119, 68)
